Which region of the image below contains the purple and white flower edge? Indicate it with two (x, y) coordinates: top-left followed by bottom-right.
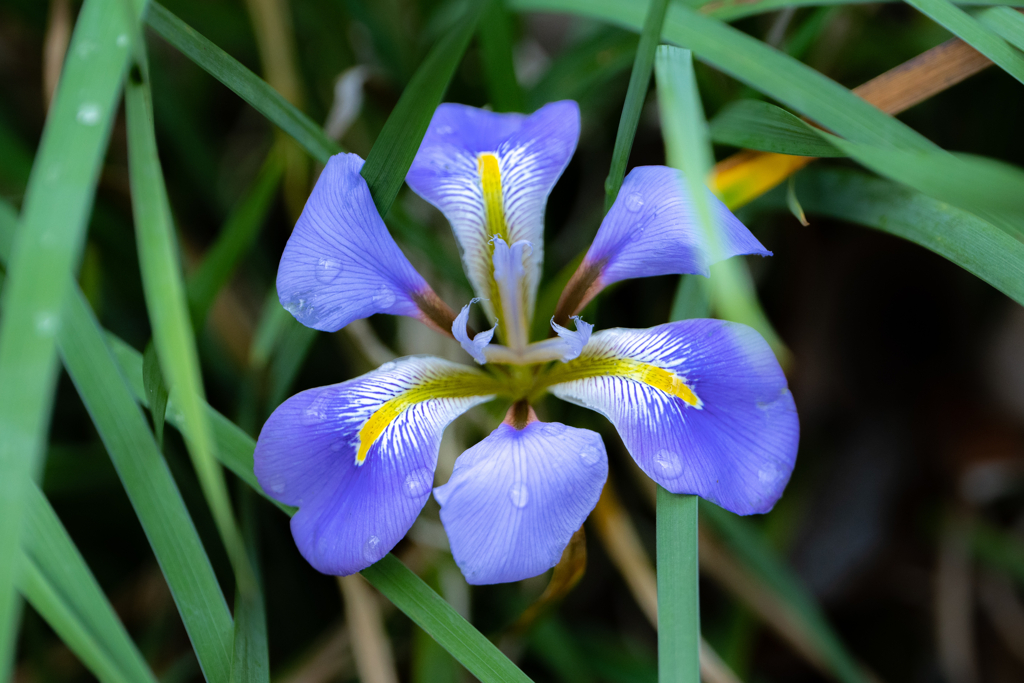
(254, 99), (798, 585)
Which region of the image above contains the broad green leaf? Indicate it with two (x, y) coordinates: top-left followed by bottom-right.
(975, 6), (1024, 50)
(511, 0), (936, 151)
(756, 167), (1024, 306)
(126, 57), (256, 596)
(144, 2), (341, 164)
(0, 0), (145, 673)
(479, 0), (526, 112)
(142, 341), (169, 447)
(709, 100), (844, 157)
(700, 500), (870, 683)
(19, 486), (158, 683)
(905, 0), (1024, 84)
(187, 152), (285, 329)
(57, 285), (234, 683)
(690, 0), (1024, 22)
(655, 488), (700, 683)
(359, 0), (485, 216)
(604, 0), (669, 210)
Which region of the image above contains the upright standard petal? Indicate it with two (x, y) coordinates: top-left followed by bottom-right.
(546, 320), (798, 515)
(435, 417), (607, 585)
(254, 357), (499, 575)
(555, 166), (769, 320)
(278, 153), (449, 333)
(406, 101), (580, 324)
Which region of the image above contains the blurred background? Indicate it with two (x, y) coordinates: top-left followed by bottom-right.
(2, 0), (1024, 681)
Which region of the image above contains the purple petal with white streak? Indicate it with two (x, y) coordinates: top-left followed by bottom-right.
(549, 320), (798, 515)
(254, 356), (493, 575)
(435, 421), (607, 584)
(277, 153), (431, 331)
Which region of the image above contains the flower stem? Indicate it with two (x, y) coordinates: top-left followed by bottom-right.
(656, 486), (700, 682)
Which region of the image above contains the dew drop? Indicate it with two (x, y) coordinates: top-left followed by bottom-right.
(283, 296), (320, 326)
(116, 34), (129, 47)
(76, 103), (101, 126)
(653, 449), (683, 479)
(508, 482), (529, 508)
(580, 444), (602, 466)
(300, 393), (329, 426)
(329, 439), (345, 453)
(363, 535), (382, 562)
(624, 192), (645, 212)
(437, 125), (453, 136)
(378, 361), (397, 373)
(758, 464), (781, 484)
(403, 468), (433, 498)
(315, 257), (342, 284)
(34, 311), (58, 335)
(372, 286), (396, 308)
(267, 476), (286, 494)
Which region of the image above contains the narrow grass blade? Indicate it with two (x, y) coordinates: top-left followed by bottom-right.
(231, 490), (269, 683)
(143, 341), (169, 447)
(144, 2), (341, 164)
(906, 0), (1024, 84)
(510, 0), (937, 151)
(0, 0), (144, 673)
(19, 486), (158, 683)
(669, 275), (711, 321)
(975, 6), (1024, 50)
(691, 0), (1024, 22)
(479, 0), (525, 112)
(604, 0), (669, 211)
(187, 151), (284, 329)
(656, 488), (700, 683)
(756, 167), (1024, 306)
(699, 500), (868, 683)
(95, 330), (533, 682)
(57, 286), (234, 683)
(709, 101), (845, 158)
(126, 56), (256, 595)
(359, 0), (485, 216)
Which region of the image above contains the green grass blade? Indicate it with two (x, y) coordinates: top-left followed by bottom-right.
(359, 0), (485, 216)
(604, 0), (669, 211)
(691, 0), (1024, 23)
(699, 500), (869, 683)
(56, 286), (234, 683)
(0, 0), (145, 673)
(126, 56), (256, 595)
(144, 2), (341, 164)
(669, 275), (711, 321)
(974, 6), (1024, 50)
(655, 488), (700, 683)
(362, 556), (533, 683)
(510, 0), (936, 151)
(187, 152), (284, 329)
(143, 341), (169, 448)
(479, 0), (526, 112)
(709, 100), (845, 157)
(906, 0), (1024, 84)
(757, 167), (1024, 306)
(20, 486), (158, 683)
(230, 492), (269, 683)
(98, 332), (533, 683)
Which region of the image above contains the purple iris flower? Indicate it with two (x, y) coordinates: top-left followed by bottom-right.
(254, 100), (799, 585)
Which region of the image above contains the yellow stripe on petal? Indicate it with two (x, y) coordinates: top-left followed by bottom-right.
(356, 373), (501, 465)
(478, 153), (509, 242)
(541, 356), (702, 408)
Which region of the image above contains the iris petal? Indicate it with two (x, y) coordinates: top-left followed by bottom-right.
(254, 356), (498, 575)
(549, 316), (594, 362)
(277, 153), (438, 332)
(406, 101), (580, 323)
(435, 419), (607, 585)
(546, 320), (798, 515)
(586, 165), (768, 286)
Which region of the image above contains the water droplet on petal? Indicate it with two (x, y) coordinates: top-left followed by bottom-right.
(403, 468), (433, 498)
(653, 449), (683, 479)
(329, 439), (345, 453)
(283, 296), (320, 326)
(76, 103), (101, 125)
(267, 476), (286, 494)
(437, 125), (453, 136)
(758, 464), (781, 484)
(378, 361), (396, 373)
(315, 257), (342, 284)
(508, 482), (529, 508)
(301, 393), (330, 426)
(372, 286), (396, 309)
(624, 192), (645, 212)
(580, 445), (602, 466)
(363, 535), (382, 562)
